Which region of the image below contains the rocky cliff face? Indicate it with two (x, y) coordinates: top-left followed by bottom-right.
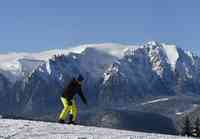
(99, 42), (200, 107)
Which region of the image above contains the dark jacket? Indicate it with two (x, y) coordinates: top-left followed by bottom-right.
(62, 78), (87, 104)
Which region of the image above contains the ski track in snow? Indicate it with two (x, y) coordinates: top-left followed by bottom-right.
(0, 119), (194, 139)
(141, 98), (170, 105)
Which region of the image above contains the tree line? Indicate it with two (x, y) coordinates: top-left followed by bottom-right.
(181, 116), (200, 137)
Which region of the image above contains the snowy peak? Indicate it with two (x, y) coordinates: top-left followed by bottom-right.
(0, 42), (196, 84)
(102, 42), (200, 101)
(123, 42), (180, 72)
(145, 41), (161, 47)
(0, 43), (134, 71)
(70, 43), (138, 58)
(145, 41), (179, 70)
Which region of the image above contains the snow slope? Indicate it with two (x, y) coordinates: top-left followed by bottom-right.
(0, 119), (194, 139)
(163, 44), (179, 70)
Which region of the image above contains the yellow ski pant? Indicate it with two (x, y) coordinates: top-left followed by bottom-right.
(59, 97), (77, 121)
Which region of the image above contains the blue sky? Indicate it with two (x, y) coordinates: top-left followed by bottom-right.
(0, 0), (200, 53)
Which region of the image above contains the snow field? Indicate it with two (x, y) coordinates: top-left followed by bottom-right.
(0, 119), (194, 139)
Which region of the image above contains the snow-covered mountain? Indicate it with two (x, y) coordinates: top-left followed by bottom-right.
(0, 41), (187, 82)
(1, 41), (200, 135)
(100, 42), (200, 106)
(0, 41), (199, 109)
(0, 43), (135, 82)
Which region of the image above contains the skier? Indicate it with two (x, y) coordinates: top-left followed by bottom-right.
(58, 74), (87, 124)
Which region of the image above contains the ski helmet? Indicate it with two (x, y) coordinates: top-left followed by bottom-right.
(77, 74), (84, 81)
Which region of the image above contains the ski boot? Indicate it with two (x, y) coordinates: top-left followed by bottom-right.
(67, 114), (77, 125)
(58, 119), (65, 124)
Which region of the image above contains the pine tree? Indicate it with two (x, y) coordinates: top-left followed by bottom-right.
(193, 117), (200, 137)
(182, 116), (192, 137)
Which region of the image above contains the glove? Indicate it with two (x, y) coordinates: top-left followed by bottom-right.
(67, 100), (73, 106)
(84, 101), (88, 106)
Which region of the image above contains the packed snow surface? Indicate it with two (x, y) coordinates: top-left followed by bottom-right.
(0, 119), (194, 139)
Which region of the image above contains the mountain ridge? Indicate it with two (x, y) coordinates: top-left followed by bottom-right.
(0, 41), (200, 135)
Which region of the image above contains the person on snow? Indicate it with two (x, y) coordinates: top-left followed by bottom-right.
(58, 74), (87, 124)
